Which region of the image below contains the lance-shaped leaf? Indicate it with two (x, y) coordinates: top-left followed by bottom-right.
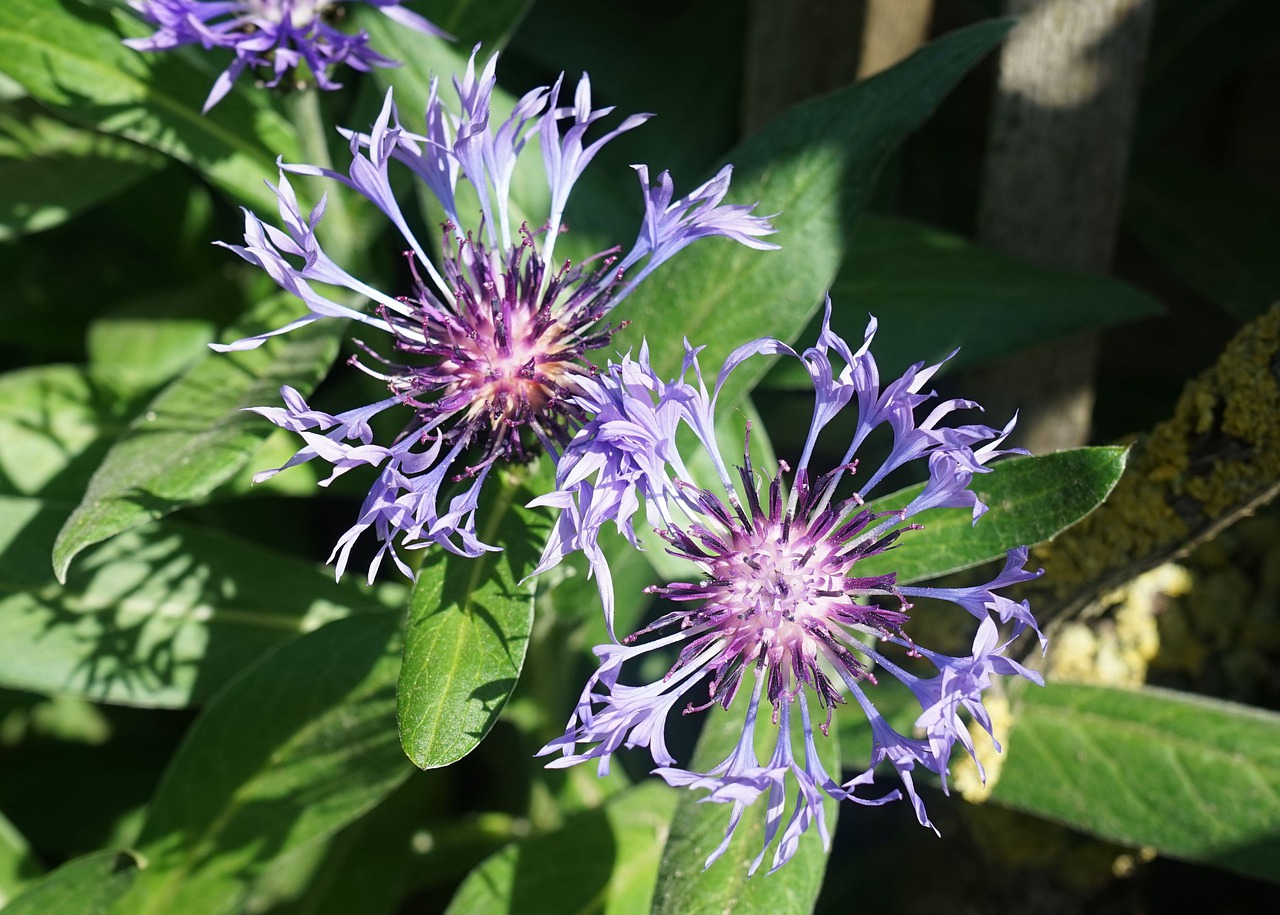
(0, 810), (43, 907)
(991, 683), (1280, 884)
(859, 447), (1129, 584)
(0, 100), (164, 241)
(3, 851), (139, 915)
(652, 700), (840, 915)
(0, 494), (397, 708)
(398, 464), (553, 769)
(764, 216), (1165, 385)
(52, 294), (340, 582)
(111, 612), (412, 915)
(614, 19), (1017, 407)
(0, 0), (295, 212)
(447, 781), (679, 915)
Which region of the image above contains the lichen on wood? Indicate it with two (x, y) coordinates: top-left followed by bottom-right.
(1033, 304), (1280, 627)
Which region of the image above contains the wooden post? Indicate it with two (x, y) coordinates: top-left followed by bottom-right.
(969, 0), (1155, 453)
(741, 0), (935, 134)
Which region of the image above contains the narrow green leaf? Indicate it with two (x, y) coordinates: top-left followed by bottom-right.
(857, 447), (1129, 585)
(3, 850), (139, 915)
(615, 20), (1017, 407)
(0, 365), (142, 501)
(113, 613), (412, 915)
(0, 0), (295, 211)
(446, 781), (679, 915)
(0, 100), (164, 240)
(398, 465), (553, 769)
(764, 215), (1165, 386)
(652, 703), (839, 914)
(0, 809), (44, 906)
(52, 294), (341, 582)
(0, 494), (395, 708)
(992, 683), (1280, 883)
(1125, 155), (1280, 321)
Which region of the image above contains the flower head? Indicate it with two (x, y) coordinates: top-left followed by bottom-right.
(535, 301), (1044, 872)
(217, 50), (778, 580)
(124, 0), (449, 111)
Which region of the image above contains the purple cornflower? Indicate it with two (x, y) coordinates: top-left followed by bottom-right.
(534, 302), (1044, 873)
(215, 50), (778, 580)
(124, 1), (448, 111)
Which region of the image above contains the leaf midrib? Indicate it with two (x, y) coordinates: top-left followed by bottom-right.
(0, 24), (279, 169)
(406, 476), (525, 762)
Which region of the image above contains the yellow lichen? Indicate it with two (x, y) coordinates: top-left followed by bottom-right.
(1045, 563), (1188, 686)
(1028, 306), (1280, 618)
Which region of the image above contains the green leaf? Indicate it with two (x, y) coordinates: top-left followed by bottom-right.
(412, 0), (534, 47)
(614, 20), (1016, 407)
(764, 215), (1165, 386)
(0, 100), (164, 240)
(0, 809), (44, 906)
(446, 781), (679, 915)
(112, 612), (413, 915)
(0, 365), (142, 501)
(991, 683), (1280, 883)
(52, 294), (341, 582)
(1125, 155), (1280, 321)
(398, 464), (553, 769)
(0, 494), (393, 708)
(87, 308), (217, 394)
(3, 850), (139, 915)
(0, 0), (295, 212)
(857, 447), (1129, 585)
(254, 776), (435, 915)
(652, 702), (839, 915)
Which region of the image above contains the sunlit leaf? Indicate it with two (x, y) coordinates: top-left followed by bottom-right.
(0, 0), (295, 211)
(615, 20), (1018, 409)
(0, 365), (141, 502)
(992, 683), (1280, 884)
(447, 781), (679, 915)
(398, 464), (553, 769)
(858, 447), (1129, 584)
(0, 495), (397, 708)
(112, 613), (412, 915)
(52, 294), (341, 582)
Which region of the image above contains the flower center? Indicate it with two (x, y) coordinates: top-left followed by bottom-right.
(710, 527), (842, 650)
(643, 462), (914, 717)
(365, 227), (622, 475)
(440, 308), (580, 430)
(250, 1), (327, 28)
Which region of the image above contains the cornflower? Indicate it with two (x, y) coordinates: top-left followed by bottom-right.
(124, 1), (448, 111)
(216, 50), (777, 580)
(534, 303), (1044, 872)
